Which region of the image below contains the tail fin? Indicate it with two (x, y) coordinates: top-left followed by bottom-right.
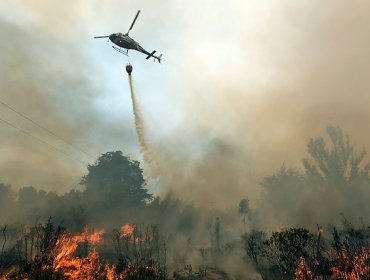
(154, 54), (162, 63)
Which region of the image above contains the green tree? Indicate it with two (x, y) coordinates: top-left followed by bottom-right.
(263, 228), (314, 279)
(242, 230), (266, 277)
(81, 151), (152, 206)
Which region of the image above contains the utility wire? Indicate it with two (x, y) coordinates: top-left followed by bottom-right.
(0, 100), (95, 160)
(0, 117), (87, 166)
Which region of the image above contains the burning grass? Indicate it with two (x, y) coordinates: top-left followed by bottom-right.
(1, 218), (369, 279)
(243, 222), (370, 279)
(0, 220), (166, 279)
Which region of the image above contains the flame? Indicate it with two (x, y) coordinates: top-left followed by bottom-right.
(294, 257), (314, 280)
(0, 268), (21, 280)
(53, 227), (105, 279)
(295, 248), (370, 280)
(120, 223), (142, 244)
(73, 227), (105, 244)
(0, 225), (164, 279)
(105, 264), (117, 280)
(51, 226), (159, 279)
(330, 248), (370, 279)
(120, 224), (135, 238)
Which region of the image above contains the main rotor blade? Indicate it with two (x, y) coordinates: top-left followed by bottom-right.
(94, 36), (109, 39)
(127, 10), (141, 34)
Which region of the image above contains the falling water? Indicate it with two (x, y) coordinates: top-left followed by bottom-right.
(128, 74), (153, 164)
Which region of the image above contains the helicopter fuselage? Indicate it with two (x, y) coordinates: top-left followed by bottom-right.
(109, 33), (151, 56)
(94, 10), (162, 63)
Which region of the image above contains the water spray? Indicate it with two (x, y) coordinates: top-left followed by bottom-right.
(126, 65), (152, 164)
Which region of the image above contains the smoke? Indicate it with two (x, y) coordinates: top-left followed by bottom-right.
(0, 2), (137, 192)
(1, 2), (370, 278)
(128, 0), (370, 227)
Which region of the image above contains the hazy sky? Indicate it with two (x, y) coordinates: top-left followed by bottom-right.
(1, 1), (370, 208)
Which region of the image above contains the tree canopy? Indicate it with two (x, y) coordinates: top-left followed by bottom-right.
(261, 126), (370, 225)
(81, 151), (152, 206)
(303, 126), (370, 187)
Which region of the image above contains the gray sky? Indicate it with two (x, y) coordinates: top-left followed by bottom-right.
(1, 1), (370, 209)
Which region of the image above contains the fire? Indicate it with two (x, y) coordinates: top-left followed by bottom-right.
(0, 268), (20, 280)
(294, 248), (370, 280)
(120, 223), (143, 244)
(120, 224), (135, 238)
(0, 224), (164, 279)
(294, 257), (314, 280)
(105, 264), (117, 280)
(73, 227), (105, 243)
(53, 227), (105, 279)
(330, 248), (370, 279)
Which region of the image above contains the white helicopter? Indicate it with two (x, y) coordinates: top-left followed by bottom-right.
(94, 10), (162, 63)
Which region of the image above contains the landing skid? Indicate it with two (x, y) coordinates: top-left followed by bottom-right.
(112, 46), (128, 56)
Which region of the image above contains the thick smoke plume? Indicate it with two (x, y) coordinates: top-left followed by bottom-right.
(126, 0), (370, 229)
(1, 0), (370, 231)
(1, 2), (370, 278)
(0, 2), (137, 192)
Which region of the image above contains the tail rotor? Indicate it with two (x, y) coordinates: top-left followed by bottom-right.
(154, 54), (162, 63)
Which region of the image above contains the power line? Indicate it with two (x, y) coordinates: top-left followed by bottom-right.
(0, 99), (95, 160)
(0, 117), (87, 166)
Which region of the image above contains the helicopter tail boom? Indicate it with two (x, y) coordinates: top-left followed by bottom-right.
(145, 50), (156, 59)
(145, 51), (162, 63)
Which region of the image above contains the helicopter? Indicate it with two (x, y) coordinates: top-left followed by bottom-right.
(94, 10), (162, 63)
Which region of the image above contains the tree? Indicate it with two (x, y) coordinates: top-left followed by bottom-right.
(0, 184), (16, 224)
(238, 198), (250, 233)
(0, 183), (15, 206)
(261, 166), (305, 224)
(81, 151), (152, 207)
(261, 126), (370, 225)
(303, 126), (370, 187)
(242, 230), (266, 276)
(263, 228), (314, 279)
